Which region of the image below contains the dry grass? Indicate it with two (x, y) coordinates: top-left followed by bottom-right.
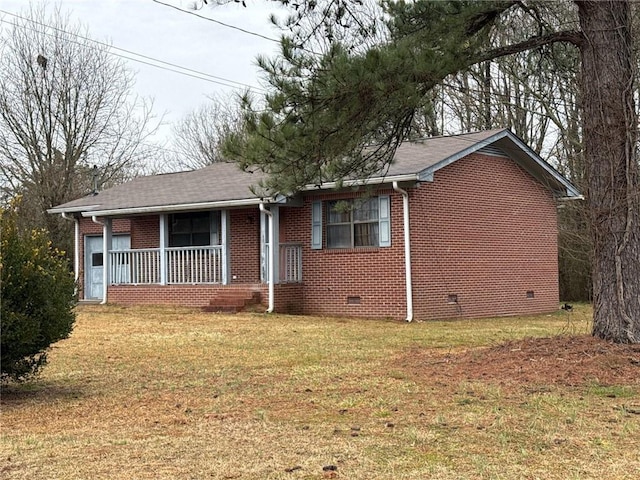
(1, 304), (639, 479)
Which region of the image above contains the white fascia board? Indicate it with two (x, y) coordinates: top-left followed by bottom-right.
(417, 130), (512, 181)
(303, 173), (419, 191)
(417, 129), (581, 198)
(47, 204), (101, 215)
(81, 198), (267, 217)
(500, 132), (582, 198)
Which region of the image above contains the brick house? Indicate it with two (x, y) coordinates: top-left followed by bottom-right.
(49, 129), (580, 320)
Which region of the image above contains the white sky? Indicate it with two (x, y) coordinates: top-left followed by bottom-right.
(0, 0), (286, 143)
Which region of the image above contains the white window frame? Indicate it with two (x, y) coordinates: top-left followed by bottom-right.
(314, 195), (390, 249)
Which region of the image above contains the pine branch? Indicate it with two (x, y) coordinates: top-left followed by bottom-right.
(478, 30), (584, 63)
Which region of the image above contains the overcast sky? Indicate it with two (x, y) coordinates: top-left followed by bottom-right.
(0, 0), (286, 143)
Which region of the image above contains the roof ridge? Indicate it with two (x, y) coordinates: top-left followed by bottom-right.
(408, 127), (509, 144)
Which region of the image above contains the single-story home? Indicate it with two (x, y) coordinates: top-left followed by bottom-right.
(49, 128), (580, 320)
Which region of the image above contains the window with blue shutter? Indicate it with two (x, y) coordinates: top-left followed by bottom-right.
(324, 196), (391, 248)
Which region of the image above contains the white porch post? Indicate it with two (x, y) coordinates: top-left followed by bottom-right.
(271, 206), (280, 285)
(260, 206), (280, 285)
(221, 210), (230, 285)
(73, 218), (80, 284)
(102, 218), (112, 305)
(61, 213), (80, 284)
(159, 214), (167, 285)
(259, 203), (275, 313)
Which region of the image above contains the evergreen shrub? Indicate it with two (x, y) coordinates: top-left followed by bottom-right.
(1, 201), (76, 382)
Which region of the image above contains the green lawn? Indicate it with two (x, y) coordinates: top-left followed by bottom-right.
(1, 304), (639, 479)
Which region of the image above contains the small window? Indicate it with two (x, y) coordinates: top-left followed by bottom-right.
(91, 252), (103, 267)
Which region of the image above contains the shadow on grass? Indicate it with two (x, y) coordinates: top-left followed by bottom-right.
(1, 380), (86, 406)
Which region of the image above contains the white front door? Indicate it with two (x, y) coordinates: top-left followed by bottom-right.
(85, 235), (131, 300)
(85, 236), (103, 300)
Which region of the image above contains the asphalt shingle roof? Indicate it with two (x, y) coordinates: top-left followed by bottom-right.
(50, 161), (267, 213)
(50, 129), (578, 216)
(387, 129), (506, 176)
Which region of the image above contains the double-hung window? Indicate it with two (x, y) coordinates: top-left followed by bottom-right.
(327, 199), (380, 248)
(310, 195), (390, 249)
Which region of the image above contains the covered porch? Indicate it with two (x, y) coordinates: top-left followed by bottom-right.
(82, 205), (303, 309)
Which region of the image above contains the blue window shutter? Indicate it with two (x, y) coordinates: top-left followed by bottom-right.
(311, 200), (322, 249)
(378, 195), (391, 247)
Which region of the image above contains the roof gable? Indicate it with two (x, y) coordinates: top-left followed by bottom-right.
(409, 129), (580, 198)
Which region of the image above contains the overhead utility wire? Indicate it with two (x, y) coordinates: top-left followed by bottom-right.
(151, 0), (321, 56)
(151, 0), (281, 44)
(0, 9), (265, 93)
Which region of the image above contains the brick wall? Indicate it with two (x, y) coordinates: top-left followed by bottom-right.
(109, 283), (266, 308)
(281, 189), (407, 319)
(130, 216), (159, 249)
(409, 153), (559, 319)
(273, 283), (304, 314)
(280, 152), (560, 320)
(228, 208), (262, 284)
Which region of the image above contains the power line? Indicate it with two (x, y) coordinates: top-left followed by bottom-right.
(152, 0), (322, 56)
(151, 0), (281, 44)
(0, 8), (266, 93)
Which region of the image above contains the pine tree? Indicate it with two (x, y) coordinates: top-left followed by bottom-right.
(223, 0), (639, 343)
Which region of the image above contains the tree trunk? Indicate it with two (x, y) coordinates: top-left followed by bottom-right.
(577, 1), (640, 342)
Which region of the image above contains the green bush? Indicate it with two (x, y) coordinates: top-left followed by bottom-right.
(1, 202), (76, 382)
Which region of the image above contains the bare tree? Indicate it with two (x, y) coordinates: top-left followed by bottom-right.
(0, 4), (158, 251)
(395, 2), (589, 302)
(171, 93), (243, 170)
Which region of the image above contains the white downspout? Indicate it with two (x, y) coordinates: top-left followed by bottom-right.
(393, 182), (414, 322)
(91, 216), (108, 305)
(259, 203), (275, 313)
(61, 212), (80, 285)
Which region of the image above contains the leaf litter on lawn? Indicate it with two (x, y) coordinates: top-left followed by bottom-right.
(397, 334), (640, 388)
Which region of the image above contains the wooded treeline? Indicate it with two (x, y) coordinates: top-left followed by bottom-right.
(0, 5), (158, 257)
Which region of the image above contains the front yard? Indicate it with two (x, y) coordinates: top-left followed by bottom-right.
(1, 304), (639, 479)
